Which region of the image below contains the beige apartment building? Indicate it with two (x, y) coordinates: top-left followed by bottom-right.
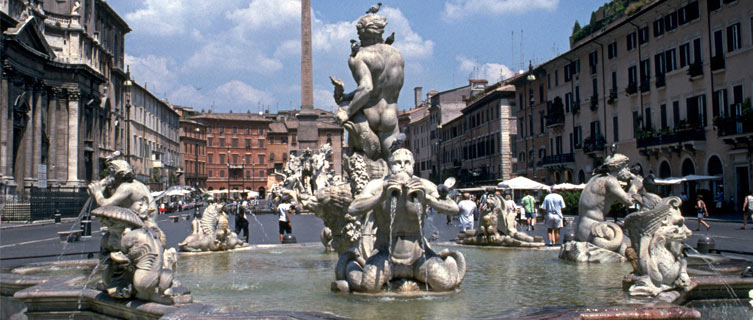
(514, 0), (753, 209)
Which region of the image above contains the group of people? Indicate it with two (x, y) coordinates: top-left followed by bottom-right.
(451, 188), (567, 246)
(228, 196), (295, 243)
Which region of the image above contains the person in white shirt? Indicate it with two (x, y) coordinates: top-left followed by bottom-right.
(457, 193), (477, 233)
(742, 191), (753, 230)
(542, 187), (566, 245)
(277, 197), (293, 242)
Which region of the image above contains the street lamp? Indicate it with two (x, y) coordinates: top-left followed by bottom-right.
(194, 127), (200, 190)
(436, 124), (442, 184)
(526, 60), (536, 179)
(227, 147), (231, 201)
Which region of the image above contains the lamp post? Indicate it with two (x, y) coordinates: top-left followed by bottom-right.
(227, 147), (231, 201)
(526, 61), (536, 179)
(436, 124), (443, 184)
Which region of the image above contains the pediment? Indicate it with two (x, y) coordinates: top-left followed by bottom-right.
(7, 17), (55, 59)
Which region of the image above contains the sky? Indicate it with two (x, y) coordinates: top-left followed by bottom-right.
(108, 0), (604, 113)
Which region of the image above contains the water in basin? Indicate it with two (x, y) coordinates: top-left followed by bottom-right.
(177, 245), (634, 319)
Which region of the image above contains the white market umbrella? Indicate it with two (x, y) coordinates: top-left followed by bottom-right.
(681, 175), (722, 182)
(498, 176), (549, 190)
(552, 183), (586, 190)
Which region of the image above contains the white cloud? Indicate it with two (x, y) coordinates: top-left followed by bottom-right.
(274, 40), (300, 58)
(226, 0), (300, 31)
(126, 0), (238, 36)
(312, 20), (355, 53)
(314, 88), (337, 111)
(125, 54), (178, 93)
(183, 42), (283, 75)
(215, 80), (275, 107)
(443, 0), (559, 21)
(380, 8), (434, 59)
(456, 56), (515, 83)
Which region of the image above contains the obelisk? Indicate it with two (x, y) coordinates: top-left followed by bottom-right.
(297, 0), (319, 150)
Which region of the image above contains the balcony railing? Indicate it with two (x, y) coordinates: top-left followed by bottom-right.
(626, 83), (638, 95)
(655, 74), (666, 88)
(608, 89), (617, 104)
(640, 80), (651, 93)
(688, 61), (703, 78)
(636, 127), (706, 148)
(583, 135), (606, 153)
(546, 112), (565, 127)
(710, 55), (725, 71)
(542, 153), (575, 165)
(572, 104), (581, 114)
(590, 96), (599, 111)
(714, 113), (753, 137)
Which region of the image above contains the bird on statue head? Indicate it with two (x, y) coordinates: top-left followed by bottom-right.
(366, 2), (382, 14)
(384, 32), (395, 45)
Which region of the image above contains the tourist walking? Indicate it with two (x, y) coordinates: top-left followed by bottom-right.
(457, 193), (477, 233)
(743, 191), (753, 230)
(235, 200), (249, 241)
(695, 194), (711, 231)
(521, 192), (537, 231)
(277, 197), (293, 242)
(542, 188), (566, 245)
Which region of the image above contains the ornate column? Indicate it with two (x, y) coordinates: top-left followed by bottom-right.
(66, 88), (81, 187)
(48, 87), (60, 184)
(22, 81), (34, 188)
(31, 80), (44, 186)
(56, 89), (68, 184)
(0, 61), (10, 182)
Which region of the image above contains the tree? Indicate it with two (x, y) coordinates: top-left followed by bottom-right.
(572, 20), (582, 35)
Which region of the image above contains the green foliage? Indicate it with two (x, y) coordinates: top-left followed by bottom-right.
(573, 20), (582, 34)
(626, 0), (651, 16)
(559, 190), (581, 216)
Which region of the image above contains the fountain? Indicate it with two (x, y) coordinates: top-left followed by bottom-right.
(0, 4), (751, 319)
(177, 196), (247, 252)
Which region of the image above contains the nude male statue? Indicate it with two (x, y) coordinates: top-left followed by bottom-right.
(331, 13), (404, 160)
(575, 154), (636, 251)
(343, 148), (465, 292)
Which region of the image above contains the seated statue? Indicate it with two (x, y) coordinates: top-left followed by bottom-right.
(622, 197), (692, 301)
(178, 197), (246, 252)
(459, 191), (543, 247)
(336, 148), (465, 293)
(560, 153), (636, 263)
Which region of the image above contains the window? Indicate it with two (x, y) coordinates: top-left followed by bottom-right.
(588, 50), (598, 74)
(645, 107), (653, 130)
(564, 64), (572, 82)
(628, 65), (638, 86)
(627, 32), (637, 51)
(554, 70), (559, 86)
(708, 0), (721, 11)
(653, 18), (664, 37)
(539, 84), (545, 103)
(633, 111), (640, 138)
(654, 52), (666, 76)
(269, 152), (275, 161)
(219, 138), (225, 147)
(281, 136), (288, 144)
(258, 139), (264, 148)
(207, 137), (213, 147)
(679, 43), (690, 68)
(219, 170), (225, 178)
(613, 116), (619, 142)
(639, 26), (649, 44)
(611, 71), (617, 91)
(665, 11), (678, 31)
(665, 48), (677, 72)
(727, 23), (741, 52)
(258, 154), (265, 165)
(565, 92), (573, 112)
(219, 154), (225, 164)
(713, 29), (724, 58)
(207, 153), (213, 164)
(686, 94), (707, 127)
(232, 138), (238, 148)
(539, 110), (545, 133)
(232, 154), (238, 165)
(672, 101), (680, 127)
(547, 73), (551, 88)
(208, 170), (213, 178)
(607, 41), (618, 59)
(245, 139), (251, 149)
(640, 59), (651, 84)
(732, 85), (744, 117)
(574, 126), (582, 148)
(713, 89), (728, 117)
(660, 104), (668, 129)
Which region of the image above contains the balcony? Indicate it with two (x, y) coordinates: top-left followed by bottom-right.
(583, 135), (606, 154)
(608, 89), (617, 104)
(640, 80), (651, 93)
(714, 113), (753, 137)
(542, 153), (575, 167)
(589, 96), (599, 111)
(687, 61), (703, 78)
(655, 74), (666, 88)
(546, 112), (565, 127)
(710, 56), (725, 72)
(572, 104), (581, 114)
(626, 83), (638, 95)
(636, 127), (706, 148)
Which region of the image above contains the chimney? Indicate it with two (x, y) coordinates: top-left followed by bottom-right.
(414, 87), (423, 108)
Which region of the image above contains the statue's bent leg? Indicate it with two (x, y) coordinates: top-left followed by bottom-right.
(416, 249), (466, 291)
(346, 251), (390, 292)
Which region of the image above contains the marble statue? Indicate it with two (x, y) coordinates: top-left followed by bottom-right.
(622, 197), (692, 301)
(178, 197), (246, 252)
(88, 153), (191, 304)
(560, 153), (635, 263)
(335, 148), (465, 293)
(458, 190), (543, 247)
(330, 12), (404, 161)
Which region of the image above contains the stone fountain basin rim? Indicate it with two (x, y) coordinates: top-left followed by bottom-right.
(347, 287), (461, 298)
(177, 242), (324, 255)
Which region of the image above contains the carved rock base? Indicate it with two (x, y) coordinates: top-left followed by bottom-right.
(456, 230), (545, 247)
(559, 241), (626, 263)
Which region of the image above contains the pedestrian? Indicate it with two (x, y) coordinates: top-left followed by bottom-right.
(236, 200), (249, 241)
(695, 194), (711, 231)
(277, 196), (293, 242)
(741, 191), (753, 230)
(521, 192), (537, 231)
(542, 187), (566, 245)
(457, 193), (477, 233)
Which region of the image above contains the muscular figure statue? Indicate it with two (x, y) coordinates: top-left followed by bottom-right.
(331, 13), (404, 160)
(575, 154), (635, 251)
(342, 148), (465, 292)
(88, 153), (165, 246)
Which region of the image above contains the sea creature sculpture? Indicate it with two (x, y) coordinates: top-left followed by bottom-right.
(622, 197), (692, 301)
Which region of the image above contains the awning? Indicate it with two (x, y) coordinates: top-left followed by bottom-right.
(497, 176), (549, 190)
(552, 183), (586, 190)
(653, 175), (721, 185)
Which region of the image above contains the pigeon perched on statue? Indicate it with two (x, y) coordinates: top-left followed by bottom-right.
(366, 2), (382, 14)
(350, 39), (361, 57)
(384, 32), (395, 45)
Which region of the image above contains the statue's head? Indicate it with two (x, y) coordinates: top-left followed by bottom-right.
(107, 159), (134, 182)
(388, 148), (414, 176)
(604, 153), (629, 172)
(356, 14), (387, 42)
